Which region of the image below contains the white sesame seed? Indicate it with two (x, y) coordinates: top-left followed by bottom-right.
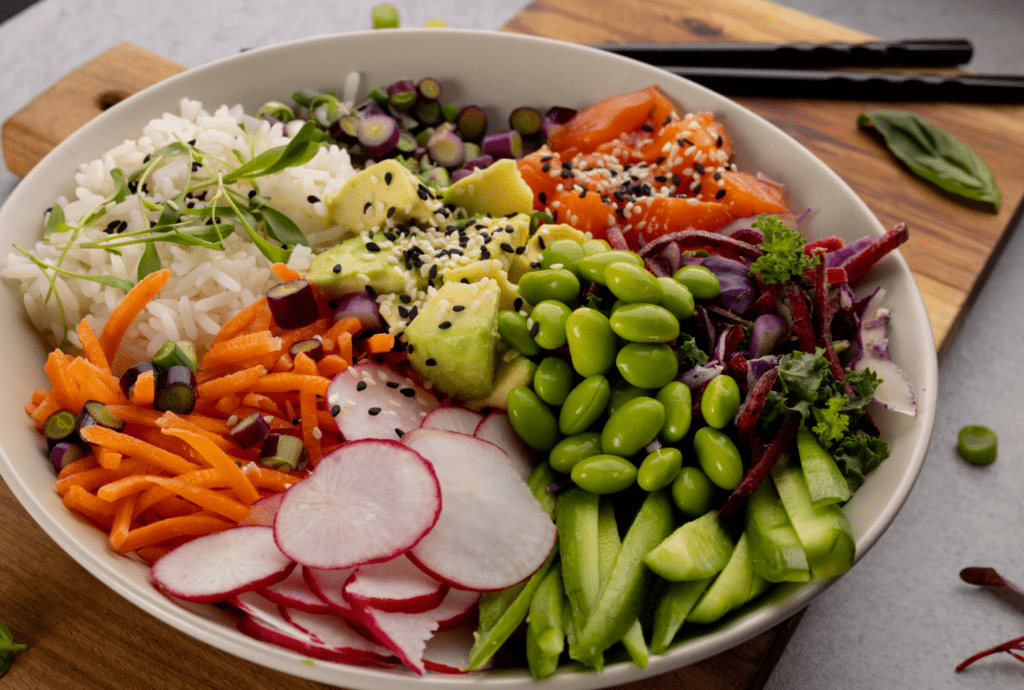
(312, 427), (323, 439)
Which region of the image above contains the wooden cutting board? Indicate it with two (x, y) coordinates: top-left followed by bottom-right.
(2, 1), (1022, 689)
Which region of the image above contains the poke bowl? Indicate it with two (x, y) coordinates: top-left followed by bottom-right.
(0, 28), (937, 689)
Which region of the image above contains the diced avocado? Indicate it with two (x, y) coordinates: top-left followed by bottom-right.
(464, 352), (537, 412)
(405, 279), (501, 400)
(745, 480), (810, 583)
(305, 232), (412, 298)
(771, 453), (856, 580)
(441, 158), (534, 218)
(327, 159), (438, 234)
(509, 223), (587, 283)
(445, 258), (522, 313)
(643, 510), (733, 581)
(686, 532), (755, 624)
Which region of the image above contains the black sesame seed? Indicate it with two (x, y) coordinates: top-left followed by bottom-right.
(333, 263), (342, 274)
(529, 321), (540, 338)
(368, 407), (382, 416)
(400, 387), (416, 397)
(307, 195), (320, 203)
(656, 155), (666, 165)
(716, 135), (724, 147)
(366, 241), (381, 252)
(407, 344), (415, 353)
(425, 358), (437, 366)
(560, 169), (572, 179)
(356, 381), (368, 391)
(693, 183), (702, 195)
(515, 246), (526, 254)
(386, 206), (396, 218)
(500, 242), (514, 253)
(386, 381), (400, 388)
(541, 163), (551, 173)
(363, 201), (373, 214)
(694, 162), (706, 175)
(460, 278), (469, 284)
(292, 417), (300, 425)
(328, 300), (338, 310)
(399, 294), (412, 304)
(513, 297), (524, 311)
(395, 428), (405, 437)
(452, 305), (465, 312)
(715, 189), (727, 199)
(428, 264), (438, 279)
(365, 285), (378, 299)
(439, 321), (452, 330)
(398, 305), (410, 318)
(385, 171), (393, 185)
(538, 191), (547, 205)
(641, 123), (654, 132)
(330, 404), (341, 416)
(538, 236), (546, 250)
(480, 247), (491, 260)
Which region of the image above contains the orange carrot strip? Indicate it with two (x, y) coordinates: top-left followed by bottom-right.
(196, 364), (266, 399)
(66, 357), (121, 407)
(94, 446), (123, 470)
(271, 352), (294, 373)
(248, 373), (329, 397)
(211, 297), (269, 346)
(105, 405), (229, 435)
(115, 514), (234, 554)
(77, 317), (111, 373)
(145, 495), (202, 519)
(154, 411), (238, 453)
(78, 425), (199, 475)
(98, 474), (250, 522)
(130, 369), (155, 407)
(336, 332), (353, 367)
(64, 485), (118, 516)
(324, 317), (362, 348)
(99, 268), (171, 364)
(109, 493), (138, 550)
(214, 394), (242, 416)
(55, 460), (142, 496)
(293, 354), (322, 463)
(57, 455), (100, 480)
(243, 464), (301, 493)
(31, 389), (49, 404)
(44, 351), (81, 411)
(271, 263), (302, 282)
(365, 333), (394, 354)
(29, 390), (63, 424)
(317, 354), (349, 377)
(241, 393), (281, 414)
(160, 427), (260, 505)
(201, 330), (283, 369)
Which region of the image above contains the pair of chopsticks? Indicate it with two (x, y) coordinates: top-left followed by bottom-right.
(593, 39), (1024, 102)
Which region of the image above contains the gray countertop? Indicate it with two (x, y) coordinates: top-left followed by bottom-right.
(2, 2), (1023, 689)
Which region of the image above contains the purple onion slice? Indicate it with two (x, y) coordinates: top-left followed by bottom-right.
(332, 292), (382, 331)
(267, 279), (320, 330)
(426, 129), (465, 168)
(416, 77), (442, 101)
(540, 106), (577, 139)
(356, 114), (401, 158)
(463, 154), (494, 172)
(230, 411), (272, 449)
(387, 79), (417, 109)
(154, 366), (198, 415)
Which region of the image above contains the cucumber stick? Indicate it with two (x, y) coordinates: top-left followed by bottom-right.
(686, 532), (756, 624)
(650, 577), (712, 654)
(643, 509), (733, 581)
(596, 497), (648, 669)
(795, 428), (852, 506)
(771, 454), (856, 579)
(745, 480), (810, 582)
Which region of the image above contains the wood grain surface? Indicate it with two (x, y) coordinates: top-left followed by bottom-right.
(1, 0), (1021, 688)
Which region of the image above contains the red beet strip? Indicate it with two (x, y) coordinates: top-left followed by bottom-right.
(810, 254), (846, 383)
(636, 229), (763, 261)
(784, 283), (817, 353)
(735, 367), (779, 441)
(719, 412), (801, 522)
(804, 235), (844, 255)
(956, 634), (1024, 672)
(605, 224), (630, 250)
(841, 222), (909, 284)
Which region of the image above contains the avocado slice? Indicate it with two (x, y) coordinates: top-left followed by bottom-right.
(327, 159), (439, 234)
(405, 278), (501, 400)
(464, 353), (538, 412)
(305, 231), (413, 298)
(441, 158), (534, 218)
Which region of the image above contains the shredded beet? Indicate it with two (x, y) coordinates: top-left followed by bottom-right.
(841, 222), (909, 284)
(718, 412), (800, 522)
(784, 283), (817, 352)
(957, 634), (1024, 672)
(605, 224), (630, 250)
(636, 229), (762, 262)
(735, 367), (779, 441)
(810, 254), (846, 383)
(804, 235), (844, 255)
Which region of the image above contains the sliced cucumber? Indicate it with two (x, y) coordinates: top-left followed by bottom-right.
(745, 480), (810, 583)
(650, 577), (712, 654)
(643, 510), (733, 581)
(686, 532), (755, 624)
(796, 428), (852, 507)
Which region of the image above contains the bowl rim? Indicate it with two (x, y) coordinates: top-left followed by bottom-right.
(0, 26), (938, 690)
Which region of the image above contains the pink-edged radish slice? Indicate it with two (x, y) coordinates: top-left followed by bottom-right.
(236, 611), (389, 667)
(423, 626), (491, 673)
(347, 602), (439, 674)
(431, 587), (481, 632)
(281, 607), (394, 664)
(238, 491), (285, 527)
(230, 590), (303, 638)
(420, 406), (484, 435)
(473, 409), (536, 481)
(304, 566), (359, 622)
(273, 439), (441, 569)
(258, 564), (332, 614)
(402, 429), (557, 592)
(152, 525), (294, 603)
(344, 555), (449, 614)
(850, 287), (917, 416)
(327, 362), (439, 442)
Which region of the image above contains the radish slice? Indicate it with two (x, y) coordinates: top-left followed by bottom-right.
(423, 627), (491, 673)
(327, 362), (439, 441)
(238, 491), (285, 526)
(402, 429), (557, 591)
(259, 565), (332, 614)
(237, 611), (389, 667)
(304, 566), (359, 621)
(273, 439), (441, 569)
(230, 590), (303, 638)
(282, 607), (394, 663)
(431, 587), (481, 632)
(152, 525), (294, 603)
(420, 406), (484, 435)
(850, 288), (917, 416)
(473, 409), (536, 481)
(344, 555), (449, 613)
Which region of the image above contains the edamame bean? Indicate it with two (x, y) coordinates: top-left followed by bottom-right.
(530, 300), (572, 350)
(701, 374), (741, 429)
(576, 250), (644, 285)
(541, 239), (586, 276)
(638, 447), (683, 492)
(605, 262), (664, 304)
(559, 375), (611, 435)
(581, 238), (612, 256)
(693, 426), (743, 490)
(565, 307), (617, 377)
(518, 268), (581, 306)
(671, 466), (715, 517)
(549, 431), (603, 474)
(601, 396), (665, 458)
(497, 310), (541, 356)
(615, 343), (679, 389)
(673, 264), (720, 300)
(506, 386), (560, 451)
(570, 454), (638, 494)
(609, 303), (680, 343)
(657, 277), (696, 321)
(656, 381), (692, 443)
(533, 356), (574, 406)
(608, 380), (653, 417)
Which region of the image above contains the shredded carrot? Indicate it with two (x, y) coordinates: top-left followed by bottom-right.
(196, 364), (266, 400)
(365, 332), (395, 354)
(29, 390), (62, 424)
(57, 455), (100, 480)
(129, 369), (155, 407)
(44, 351), (80, 411)
(109, 494), (138, 550)
(159, 427), (260, 505)
(77, 317), (111, 373)
(211, 297), (269, 346)
(201, 330), (283, 369)
(98, 474), (250, 522)
(214, 394), (242, 416)
(94, 446), (123, 471)
(324, 317), (362, 349)
(293, 353), (323, 463)
(154, 411), (239, 453)
(67, 357), (122, 407)
(78, 425), (199, 475)
(271, 263), (302, 282)
(244, 464), (301, 493)
(63, 485), (116, 529)
(248, 372), (329, 397)
(99, 268), (171, 364)
(317, 354), (349, 377)
(105, 405), (229, 435)
(115, 514), (235, 554)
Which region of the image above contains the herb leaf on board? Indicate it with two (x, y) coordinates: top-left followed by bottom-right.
(858, 109), (1000, 212)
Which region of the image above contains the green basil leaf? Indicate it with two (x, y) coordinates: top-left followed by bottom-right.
(259, 121), (320, 176)
(137, 241), (162, 281)
(43, 204), (68, 238)
(858, 109), (1001, 212)
(261, 206), (309, 247)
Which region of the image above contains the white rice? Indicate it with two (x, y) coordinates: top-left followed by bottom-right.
(4, 98), (360, 371)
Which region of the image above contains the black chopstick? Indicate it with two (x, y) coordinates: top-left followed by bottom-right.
(593, 39), (974, 69)
(661, 66), (1024, 102)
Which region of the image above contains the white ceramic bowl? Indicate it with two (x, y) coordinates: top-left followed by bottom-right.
(0, 28), (937, 689)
